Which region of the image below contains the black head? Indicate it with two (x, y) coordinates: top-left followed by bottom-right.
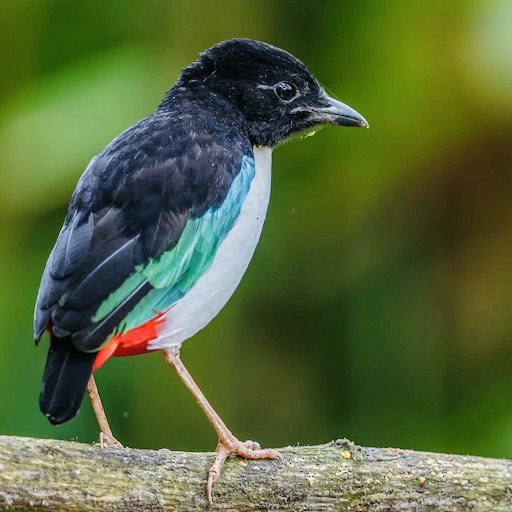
(175, 38), (368, 147)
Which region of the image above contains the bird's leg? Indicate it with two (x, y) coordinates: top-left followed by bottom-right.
(163, 348), (281, 506)
(86, 375), (123, 448)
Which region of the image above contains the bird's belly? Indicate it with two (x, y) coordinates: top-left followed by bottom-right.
(148, 146), (272, 350)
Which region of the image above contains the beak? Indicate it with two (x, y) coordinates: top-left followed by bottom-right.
(305, 94), (369, 128)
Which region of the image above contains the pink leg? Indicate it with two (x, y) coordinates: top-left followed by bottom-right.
(163, 348), (281, 506)
(87, 375), (123, 448)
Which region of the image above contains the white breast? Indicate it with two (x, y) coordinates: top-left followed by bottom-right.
(149, 146), (272, 350)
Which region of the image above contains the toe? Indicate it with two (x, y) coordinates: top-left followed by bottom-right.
(206, 443), (231, 506)
(270, 448), (283, 460)
(99, 432), (123, 449)
(234, 442), (281, 461)
(206, 438), (280, 506)
(206, 473), (215, 507)
(243, 440), (261, 450)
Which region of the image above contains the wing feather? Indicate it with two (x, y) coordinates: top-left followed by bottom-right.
(34, 113), (250, 354)
(60, 234), (140, 311)
(49, 212), (94, 280)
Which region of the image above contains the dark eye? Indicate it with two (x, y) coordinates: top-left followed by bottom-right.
(274, 81), (299, 102)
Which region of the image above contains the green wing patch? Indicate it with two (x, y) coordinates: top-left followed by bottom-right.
(92, 155), (255, 336)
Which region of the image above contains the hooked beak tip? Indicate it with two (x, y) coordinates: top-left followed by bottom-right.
(309, 95), (369, 128)
(351, 116), (369, 128)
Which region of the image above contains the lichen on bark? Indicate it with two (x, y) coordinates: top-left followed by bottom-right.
(0, 435), (511, 511)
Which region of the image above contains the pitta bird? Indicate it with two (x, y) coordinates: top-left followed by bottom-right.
(34, 38), (368, 503)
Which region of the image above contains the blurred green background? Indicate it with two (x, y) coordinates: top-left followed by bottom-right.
(1, 0), (512, 460)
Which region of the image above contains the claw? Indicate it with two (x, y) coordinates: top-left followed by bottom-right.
(161, 351), (281, 506)
(206, 438), (281, 506)
(99, 431), (123, 449)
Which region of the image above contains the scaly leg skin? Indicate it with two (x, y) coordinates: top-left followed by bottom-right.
(207, 437), (281, 507)
(163, 348), (281, 506)
(87, 375), (123, 448)
(98, 431), (123, 449)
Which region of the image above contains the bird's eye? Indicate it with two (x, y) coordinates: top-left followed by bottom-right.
(274, 81), (299, 102)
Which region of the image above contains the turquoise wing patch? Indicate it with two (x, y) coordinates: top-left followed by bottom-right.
(92, 155), (255, 335)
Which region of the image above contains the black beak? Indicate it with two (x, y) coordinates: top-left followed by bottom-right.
(301, 94), (369, 128)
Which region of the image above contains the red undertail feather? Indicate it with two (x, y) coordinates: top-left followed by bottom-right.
(93, 312), (166, 371)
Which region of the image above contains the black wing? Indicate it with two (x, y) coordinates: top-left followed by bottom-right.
(34, 112), (248, 352)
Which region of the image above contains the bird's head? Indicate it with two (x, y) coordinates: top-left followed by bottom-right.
(176, 38), (368, 147)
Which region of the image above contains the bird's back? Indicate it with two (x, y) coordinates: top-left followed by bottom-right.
(35, 90), (255, 423)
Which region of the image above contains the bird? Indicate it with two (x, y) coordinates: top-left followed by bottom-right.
(34, 38), (368, 504)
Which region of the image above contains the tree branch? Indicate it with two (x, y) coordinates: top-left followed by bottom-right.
(0, 435), (511, 511)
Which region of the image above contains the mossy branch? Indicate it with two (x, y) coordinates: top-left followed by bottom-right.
(0, 435), (511, 511)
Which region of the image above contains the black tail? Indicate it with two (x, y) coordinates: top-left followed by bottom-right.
(39, 335), (96, 425)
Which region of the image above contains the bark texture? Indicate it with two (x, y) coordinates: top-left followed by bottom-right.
(0, 435), (511, 511)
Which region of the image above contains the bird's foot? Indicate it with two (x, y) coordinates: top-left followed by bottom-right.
(206, 436), (281, 506)
(99, 431), (123, 449)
